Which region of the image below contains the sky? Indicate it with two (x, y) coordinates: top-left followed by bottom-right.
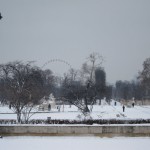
(0, 0), (150, 84)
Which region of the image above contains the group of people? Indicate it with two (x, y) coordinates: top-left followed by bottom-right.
(122, 100), (135, 112)
(114, 99), (135, 112)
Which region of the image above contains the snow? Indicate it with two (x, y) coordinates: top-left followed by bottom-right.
(0, 100), (150, 120)
(0, 136), (150, 150)
(1, 100), (149, 150)
(0, 105), (14, 113)
(1, 101), (150, 149)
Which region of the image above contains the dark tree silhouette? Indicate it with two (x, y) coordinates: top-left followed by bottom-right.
(95, 67), (106, 100)
(60, 53), (104, 117)
(0, 61), (45, 123)
(138, 57), (150, 98)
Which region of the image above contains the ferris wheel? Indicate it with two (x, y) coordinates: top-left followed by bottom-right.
(42, 59), (72, 76)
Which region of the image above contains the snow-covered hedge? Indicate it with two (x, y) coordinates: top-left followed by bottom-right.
(0, 119), (150, 125)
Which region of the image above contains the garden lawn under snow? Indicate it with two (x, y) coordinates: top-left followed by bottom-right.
(0, 136), (150, 150)
(0, 100), (150, 120)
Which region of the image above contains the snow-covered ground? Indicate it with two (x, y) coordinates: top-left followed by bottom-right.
(1, 101), (149, 150)
(0, 136), (150, 150)
(0, 100), (150, 120)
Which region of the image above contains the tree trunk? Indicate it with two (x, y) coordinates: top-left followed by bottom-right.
(17, 112), (21, 123)
(84, 97), (89, 112)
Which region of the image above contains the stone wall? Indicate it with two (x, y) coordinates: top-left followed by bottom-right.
(0, 125), (150, 135)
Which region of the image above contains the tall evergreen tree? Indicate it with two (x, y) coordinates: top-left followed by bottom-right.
(95, 67), (106, 100)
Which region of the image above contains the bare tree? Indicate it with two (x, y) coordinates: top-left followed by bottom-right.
(0, 61), (45, 123)
(41, 69), (56, 96)
(86, 52), (103, 81)
(61, 53), (104, 118)
(80, 53), (104, 111)
(138, 57), (150, 98)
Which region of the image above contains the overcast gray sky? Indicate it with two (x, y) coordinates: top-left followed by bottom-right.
(0, 0), (150, 84)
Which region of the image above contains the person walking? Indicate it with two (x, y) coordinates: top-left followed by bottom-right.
(132, 98), (135, 108)
(48, 104), (51, 111)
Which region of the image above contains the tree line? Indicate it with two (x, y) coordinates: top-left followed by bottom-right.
(114, 58), (150, 101)
(0, 54), (150, 122)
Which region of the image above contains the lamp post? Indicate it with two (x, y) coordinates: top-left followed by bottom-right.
(0, 13), (2, 20)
